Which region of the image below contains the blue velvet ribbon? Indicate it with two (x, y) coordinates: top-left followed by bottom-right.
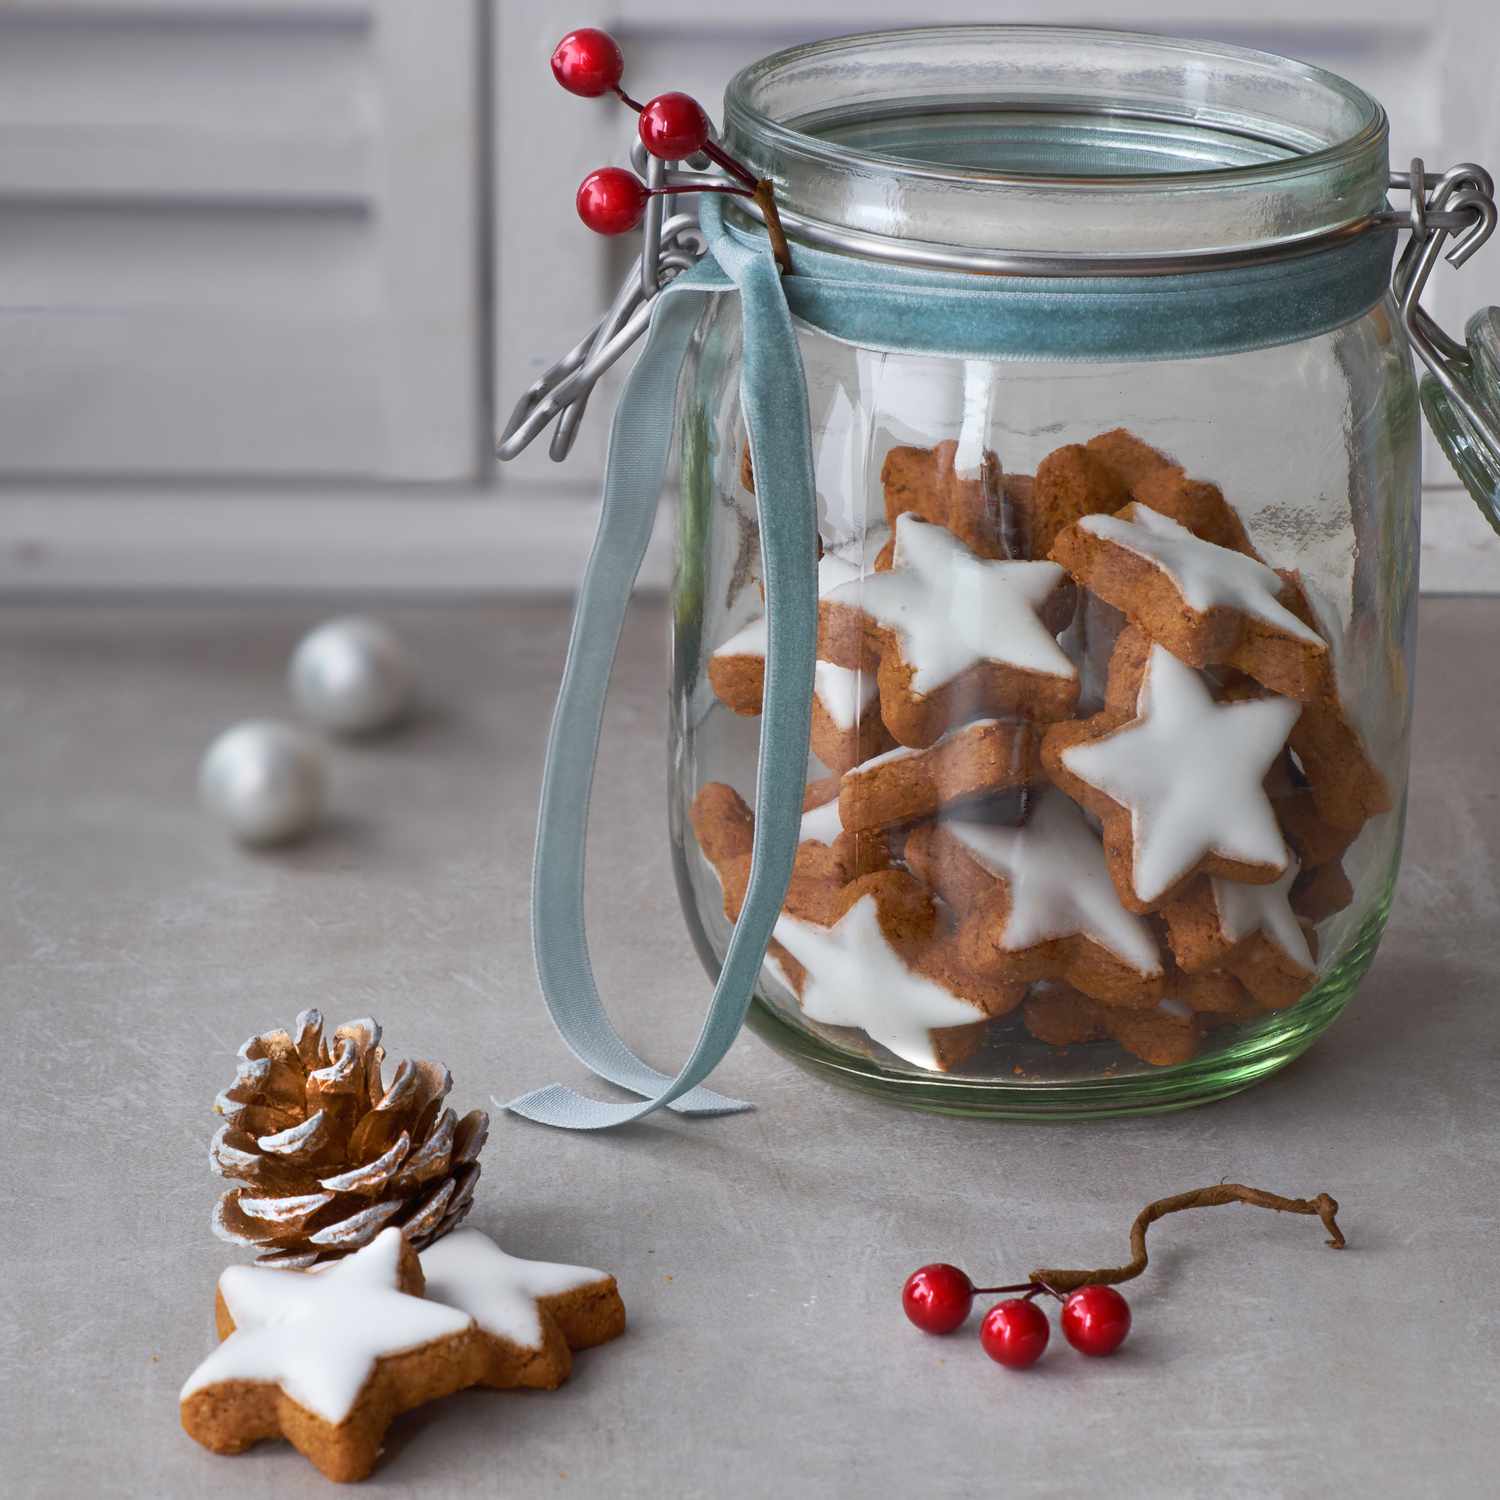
(505, 199), (1394, 1131)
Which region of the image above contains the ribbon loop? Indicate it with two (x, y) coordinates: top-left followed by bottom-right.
(506, 240), (818, 1130)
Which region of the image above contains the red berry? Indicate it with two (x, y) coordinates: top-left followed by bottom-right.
(576, 168), (649, 236)
(1060, 1285), (1132, 1357)
(979, 1299), (1051, 1369)
(551, 28), (625, 97)
(639, 91), (711, 159)
(901, 1264), (974, 1335)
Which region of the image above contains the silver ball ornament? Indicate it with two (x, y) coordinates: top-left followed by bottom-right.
(199, 721), (326, 845)
(288, 616), (415, 737)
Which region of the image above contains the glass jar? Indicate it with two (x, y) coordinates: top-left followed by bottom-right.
(664, 26), (1485, 1118)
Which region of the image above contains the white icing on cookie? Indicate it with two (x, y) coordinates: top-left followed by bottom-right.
(1078, 506), (1323, 646)
(420, 1228), (607, 1352)
(824, 514), (1075, 694)
(848, 719), (1000, 775)
(947, 791), (1160, 974)
(179, 1227), (473, 1425)
(773, 895), (981, 1069)
(1212, 858), (1313, 968)
(712, 616), (767, 660)
(799, 795), (844, 846)
(1060, 645), (1299, 904)
(813, 660), (877, 731)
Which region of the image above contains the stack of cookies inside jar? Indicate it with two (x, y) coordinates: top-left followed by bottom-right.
(691, 419), (1390, 1077)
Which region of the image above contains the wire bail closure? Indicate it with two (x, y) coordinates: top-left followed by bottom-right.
(1389, 158), (1500, 486)
(496, 141), (713, 464)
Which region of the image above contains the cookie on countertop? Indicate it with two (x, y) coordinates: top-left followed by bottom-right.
(179, 1227), (485, 1484)
(419, 1228), (625, 1392)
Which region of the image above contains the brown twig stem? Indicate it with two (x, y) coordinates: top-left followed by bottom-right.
(1028, 1184), (1345, 1295)
(753, 179), (793, 275)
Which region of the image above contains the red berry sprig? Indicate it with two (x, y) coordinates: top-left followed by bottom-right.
(549, 27), (792, 272)
(901, 1182), (1344, 1372)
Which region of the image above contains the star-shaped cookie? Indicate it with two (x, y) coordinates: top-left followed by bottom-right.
(904, 790), (1163, 1004)
(179, 1226), (483, 1482)
(771, 871), (1023, 1072)
(820, 513), (1077, 746)
(420, 1229), (625, 1390)
(1051, 502), (1329, 701)
(1042, 639), (1301, 911)
(1160, 860), (1317, 1011)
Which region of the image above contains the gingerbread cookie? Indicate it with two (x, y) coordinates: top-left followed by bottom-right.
(1084, 428), (1177, 493)
(180, 1227), (484, 1483)
(1022, 443), (1132, 558)
(820, 513), (1077, 746)
(880, 439), (1006, 558)
(1021, 983), (1204, 1067)
(420, 1229), (625, 1392)
(903, 790), (1164, 1006)
(1050, 502), (1330, 701)
(1291, 860), (1356, 924)
(707, 614), (893, 771)
(1042, 634), (1301, 911)
(689, 781), (888, 927)
(839, 719), (1041, 836)
(1275, 576), (1392, 831)
(1160, 862), (1318, 1011)
(769, 867), (1024, 1071)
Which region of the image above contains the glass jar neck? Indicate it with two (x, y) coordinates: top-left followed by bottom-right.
(721, 27), (1390, 267)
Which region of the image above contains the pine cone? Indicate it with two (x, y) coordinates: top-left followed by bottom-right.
(210, 1011), (488, 1267)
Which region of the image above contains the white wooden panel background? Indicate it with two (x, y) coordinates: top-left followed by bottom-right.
(0, 0), (1495, 594)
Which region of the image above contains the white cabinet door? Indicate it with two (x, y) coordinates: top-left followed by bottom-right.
(0, 0), (483, 481)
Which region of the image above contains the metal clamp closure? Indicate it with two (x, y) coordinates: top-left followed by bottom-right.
(497, 142), (714, 463)
(1390, 158), (1500, 463)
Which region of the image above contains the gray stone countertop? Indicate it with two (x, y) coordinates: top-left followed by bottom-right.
(1, 596), (1494, 1499)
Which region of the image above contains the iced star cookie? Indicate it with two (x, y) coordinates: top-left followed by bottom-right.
(179, 1227), (484, 1483)
(838, 719), (1041, 836)
(706, 613), (894, 772)
(1042, 635), (1301, 912)
(1050, 502), (1330, 702)
(1160, 861), (1318, 1011)
(769, 868), (1024, 1071)
(903, 790), (1164, 1006)
(819, 513), (1078, 747)
(420, 1229), (625, 1391)
(688, 781), (888, 932)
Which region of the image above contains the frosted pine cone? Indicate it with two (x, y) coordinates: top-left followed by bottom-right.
(210, 1011), (488, 1267)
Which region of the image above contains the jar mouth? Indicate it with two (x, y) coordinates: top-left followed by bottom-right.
(721, 26), (1390, 262)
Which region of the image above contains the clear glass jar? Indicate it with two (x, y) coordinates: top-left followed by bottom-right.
(668, 27), (1424, 1117)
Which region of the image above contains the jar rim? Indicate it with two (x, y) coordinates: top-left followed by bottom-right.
(721, 25), (1391, 261)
